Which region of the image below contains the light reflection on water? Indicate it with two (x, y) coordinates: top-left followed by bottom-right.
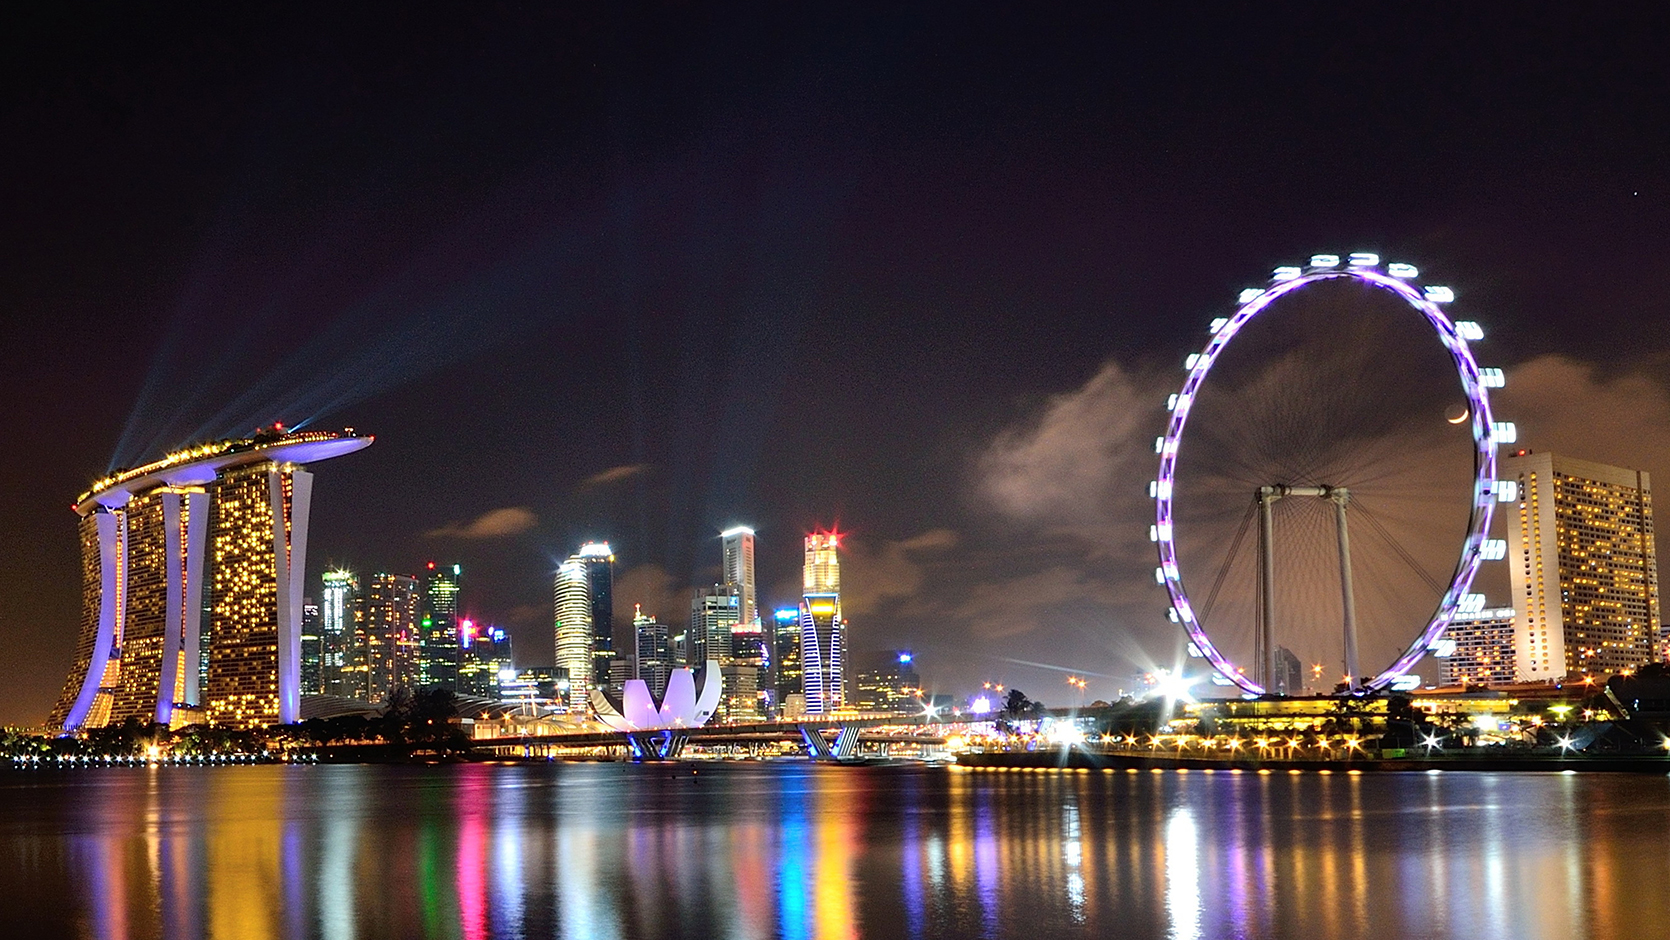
(4, 763), (1670, 938)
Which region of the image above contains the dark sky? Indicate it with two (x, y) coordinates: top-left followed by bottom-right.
(3, 4), (1669, 725)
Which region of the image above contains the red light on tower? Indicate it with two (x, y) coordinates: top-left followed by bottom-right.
(426, 561), (436, 570)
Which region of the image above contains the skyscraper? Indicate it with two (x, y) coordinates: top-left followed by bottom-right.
(420, 562), (461, 690)
(553, 557), (592, 710)
(457, 618), (513, 699)
(1504, 451), (1661, 681)
(721, 526), (758, 631)
(319, 569), (356, 697)
(853, 650), (922, 714)
(771, 607), (804, 717)
(49, 427), (371, 732)
(800, 529), (846, 714)
(356, 572), (421, 703)
(577, 542), (617, 699)
(633, 605), (673, 700)
(300, 597), (322, 694)
(690, 584), (740, 666)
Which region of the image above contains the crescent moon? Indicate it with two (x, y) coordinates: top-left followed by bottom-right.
(1446, 407), (1470, 425)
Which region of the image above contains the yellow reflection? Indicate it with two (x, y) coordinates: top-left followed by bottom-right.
(207, 770), (284, 940)
(814, 771), (860, 940)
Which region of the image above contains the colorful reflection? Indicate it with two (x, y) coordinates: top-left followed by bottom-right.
(8, 763), (1670, 939)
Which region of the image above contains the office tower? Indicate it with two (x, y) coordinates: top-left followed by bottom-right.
(632, 605), (673, 700)
(721, 526), (759, 631)
(553, 558), (592, 710)
(457, 619), (513, 698)
(1272, 646), (1302, 696)
(300, 597), (322, 694)
(1504, 451), (1661, 681)
(771, 607), (804, 717)
(319, 569), (356, 697)
(804, 529), (840, 594)
(721, 616), (766, 722)
(690, 584), (741, 666)
(49, 427), (370, 731)
(420, 562), (461, 690)
(800, 530), (846, 713)
(355, 572), (420, 703)
(577, 542), (616, 698)
(1439, 608), (1517, 686)
(853, 650), (921, 714)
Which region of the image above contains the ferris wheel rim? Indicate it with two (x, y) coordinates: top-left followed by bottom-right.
(1153, 261), (1500, 696)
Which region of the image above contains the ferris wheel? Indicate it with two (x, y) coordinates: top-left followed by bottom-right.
(1152, 254), (1511, 696)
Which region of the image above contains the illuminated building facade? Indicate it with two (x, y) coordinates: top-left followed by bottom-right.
(800, 527), (846, 713)
(318, 569), (356, 697)
(633, 606), (673, 700)
(1505, 452), (1661, 681)
(355, 572), (420, 703)
(420, 562), (461, 690)
(577, 542), (617, 698)
(300, 597), (321, 693)
(553, 557), (592, 710)
(853, 650), (920, 714)
(690, 584), (740, 666)
(457, 619), (513, 698)
(721, 526), (758, 631)
(771, 607), (804, 717)
(48, 428), (371, 731)
(1439, 608), (1517, 686)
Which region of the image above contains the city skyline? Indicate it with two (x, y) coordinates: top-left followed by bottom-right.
(4, 7), (1670, 726)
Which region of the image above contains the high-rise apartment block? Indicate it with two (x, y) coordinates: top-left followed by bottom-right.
(1504, 452), (1661, 681)
(800, 530), (846, 713)
(420, 562), (461, 691)
(48, 428), (370, 732)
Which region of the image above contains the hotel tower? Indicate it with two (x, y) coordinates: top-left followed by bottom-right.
(1503, 451), (1661, 681)
(48, 427), (371, 731)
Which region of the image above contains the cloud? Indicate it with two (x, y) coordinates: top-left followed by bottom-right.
(613, 564), (684, 627)
(581, 463), (650, 487)
(424, 506), (538, 539)
(1499, 354), (1670, 478)
(838, 528), (959, 617)
(979, 360), (1161, 531)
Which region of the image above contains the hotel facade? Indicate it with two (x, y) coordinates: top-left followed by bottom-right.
(48, 427), (371, 731)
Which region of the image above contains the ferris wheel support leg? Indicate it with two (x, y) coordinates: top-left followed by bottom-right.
(1334, 489), (1361, 693)
(1257, 486), (1280, 692)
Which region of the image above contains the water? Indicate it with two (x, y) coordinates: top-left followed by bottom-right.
(2, 762), (1668, 939)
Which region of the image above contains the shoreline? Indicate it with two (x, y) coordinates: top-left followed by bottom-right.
(956, 748), (1670, 774)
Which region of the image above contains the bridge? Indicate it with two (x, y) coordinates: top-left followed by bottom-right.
(475, 713), (955, 761)
(472, 704), (1144, 762)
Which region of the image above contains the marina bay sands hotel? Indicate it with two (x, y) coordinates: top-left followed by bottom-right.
(48, 426), (371, 732)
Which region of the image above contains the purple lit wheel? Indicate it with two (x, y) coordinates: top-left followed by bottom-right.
(1153, 258), (1500, 695)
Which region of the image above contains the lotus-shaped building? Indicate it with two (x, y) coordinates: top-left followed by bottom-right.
(591, 660), (721, 759)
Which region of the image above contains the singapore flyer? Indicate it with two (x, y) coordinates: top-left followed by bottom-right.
(1152, 254), (1510, 696)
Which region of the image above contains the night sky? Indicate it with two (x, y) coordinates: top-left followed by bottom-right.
(3, 5), (1669, 725)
